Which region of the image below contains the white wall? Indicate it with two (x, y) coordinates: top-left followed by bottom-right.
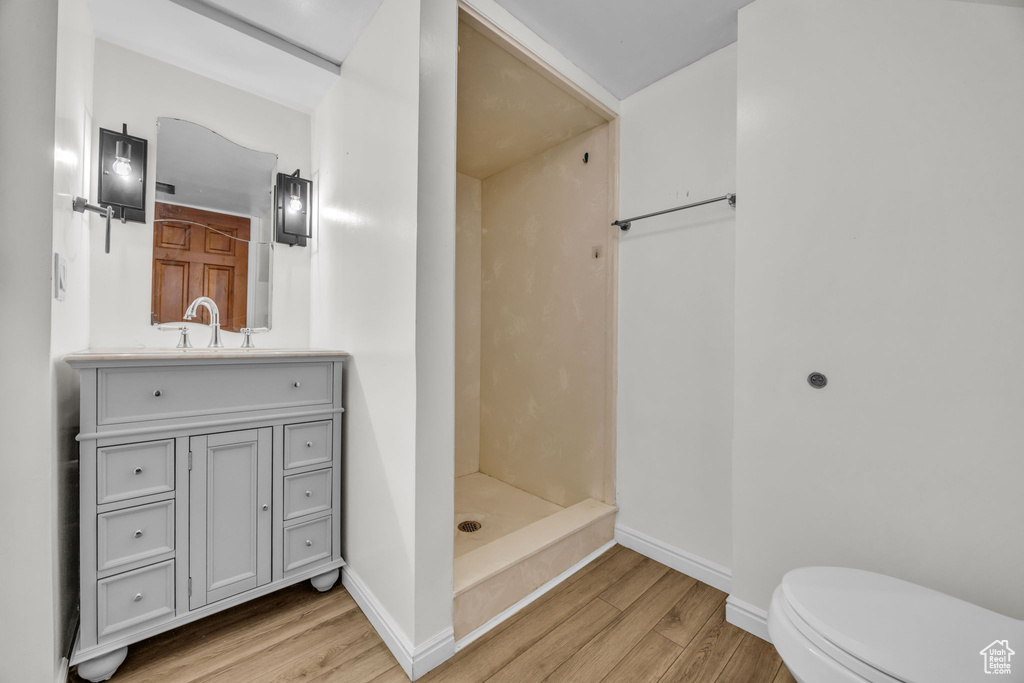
(90, 40), (311, 349)
(51, 0), (96, 667)
(616, 45), (737, 572)
(0, 1), (62, 681)
(414, 0), (458, 647)
(310, 0), (423, 652)
(734, 0), (1024, 617)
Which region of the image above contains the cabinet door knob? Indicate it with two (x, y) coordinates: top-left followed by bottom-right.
(134, 467), (143, 475)
(306, 441), (313, 448)
(293, 381), (301, 388)
(134, 530), (143, 538)
(133, 593), (143, 602)
(153, 389), (162, 397)
(262, 504), (269, 511)
(305, 540), (313, 547)
(305, 490), (312, 497)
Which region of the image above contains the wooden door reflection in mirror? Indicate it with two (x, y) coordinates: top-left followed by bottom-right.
(152, 202), (250, 332)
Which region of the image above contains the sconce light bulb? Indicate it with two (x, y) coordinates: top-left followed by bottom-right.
(288, 195), (303, 212)
(112, 158), (132, 176)
(112, 139), (132, 176)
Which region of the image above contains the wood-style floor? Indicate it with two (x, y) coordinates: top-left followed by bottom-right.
(70, 546), (796, 683)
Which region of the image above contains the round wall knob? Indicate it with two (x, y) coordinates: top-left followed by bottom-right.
(134, 467), (143, 475)
(306, 441), (313, 448)
(262, 504), (269, 511)
(153, 390), (162, 397)
(134, 530), (143, 538)
(133, 593), (143, 602)
(293, 381), (301, 388)
(305, 540), (313, 547)
(807, 372), (828, 389)
(305, 490), (312, 497)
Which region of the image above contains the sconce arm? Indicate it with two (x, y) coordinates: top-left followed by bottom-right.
(72, 197), (114, 254)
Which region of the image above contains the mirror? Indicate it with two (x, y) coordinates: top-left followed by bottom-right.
(151, 118), (276, 332)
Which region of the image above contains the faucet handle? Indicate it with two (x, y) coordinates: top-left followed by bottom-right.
(239, 327), (268, 349)
(157, 324), (193, 349)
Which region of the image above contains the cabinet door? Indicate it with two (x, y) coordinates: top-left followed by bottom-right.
(189, 428), (271, 609)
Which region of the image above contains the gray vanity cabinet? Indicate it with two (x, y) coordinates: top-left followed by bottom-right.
(189, 428), (273, 609)
(65, 350), (349, 682)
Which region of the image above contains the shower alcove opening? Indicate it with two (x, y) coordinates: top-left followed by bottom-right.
(453, 6), (619, 642)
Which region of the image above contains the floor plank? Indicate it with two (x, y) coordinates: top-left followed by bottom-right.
(658, 608), (746, 683)
(654, 581), (727, 648)
(197, 609), (377, 682)
(599, 557), (670, 611)
(69, 546), (790, 683)
(486, 597), (619, 682)
(715, 633), (783, 683)
(546, 570), (696, 682)
(369, 666), (413, 683)
(601, 631), (682, 683)
(307, 642), (400, 683)
(422, 547), (645, 682)
(773, 664), (799, 683)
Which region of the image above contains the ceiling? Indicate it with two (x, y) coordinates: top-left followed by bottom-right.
(88, 0), (383, 112)
(491, 0), (755, 99)
(457, 21), (607, 179)
(89, 0), (751, 113)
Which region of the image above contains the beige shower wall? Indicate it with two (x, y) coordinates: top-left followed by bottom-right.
(479, 124), (612, 508)
(455, 172), (483, 477)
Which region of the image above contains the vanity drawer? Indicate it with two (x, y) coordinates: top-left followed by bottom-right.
(97, 440), (175, 504)
(97, 362), (333, 425)
(283, 516), (332, 574)
(283, 469), (332, 521)
(284, 420), (332, 470)
(98, 500), (174, 572)
(97, 560), (175, 640)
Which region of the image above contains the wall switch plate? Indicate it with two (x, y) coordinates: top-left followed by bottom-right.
(54, 253), (68, 301)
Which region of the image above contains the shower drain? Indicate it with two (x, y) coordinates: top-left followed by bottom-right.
(458, 520), (482, 533)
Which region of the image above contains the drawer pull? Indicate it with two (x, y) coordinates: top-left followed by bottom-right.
(133, 467), (143, 475)
(306, 441), (313, 448)
(153, 390), (162, 397)
(305, 490), (312, 497)
(305, 540), (313, 547)
(134, 530), (143, 539)
(262, 504), (270, 511)
(133, 593), (143, 603)
(293, 381), (301, 388)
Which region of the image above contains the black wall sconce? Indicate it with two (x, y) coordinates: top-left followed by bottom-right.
(73, 123), (148, 253)
(98, 124), (147, 223)
(275, 169), (312, 247)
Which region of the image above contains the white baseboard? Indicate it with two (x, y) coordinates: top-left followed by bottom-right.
(455, 540), (616, 651)
(614, 524), (732, 594)
(342, 567), (455, 680)
(57, 656), (69, 683)
(726, 596), (771, 643)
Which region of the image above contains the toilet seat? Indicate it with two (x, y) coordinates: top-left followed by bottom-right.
(769, 584), (898, 683)
(768, 567), (1024, 683)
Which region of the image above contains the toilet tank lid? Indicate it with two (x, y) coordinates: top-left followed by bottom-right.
(781, 567), (1023, 683)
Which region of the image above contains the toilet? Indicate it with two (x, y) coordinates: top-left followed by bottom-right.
(768, 567), (1023, 683)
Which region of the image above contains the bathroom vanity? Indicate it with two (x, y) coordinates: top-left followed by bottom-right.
(65, 349), (349, 682)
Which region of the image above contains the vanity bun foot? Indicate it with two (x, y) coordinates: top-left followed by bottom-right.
(311, 568), (340, 593)
(76, 647), (128, 682)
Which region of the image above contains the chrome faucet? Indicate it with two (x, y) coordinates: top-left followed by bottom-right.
(183, 297), (223, 348)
